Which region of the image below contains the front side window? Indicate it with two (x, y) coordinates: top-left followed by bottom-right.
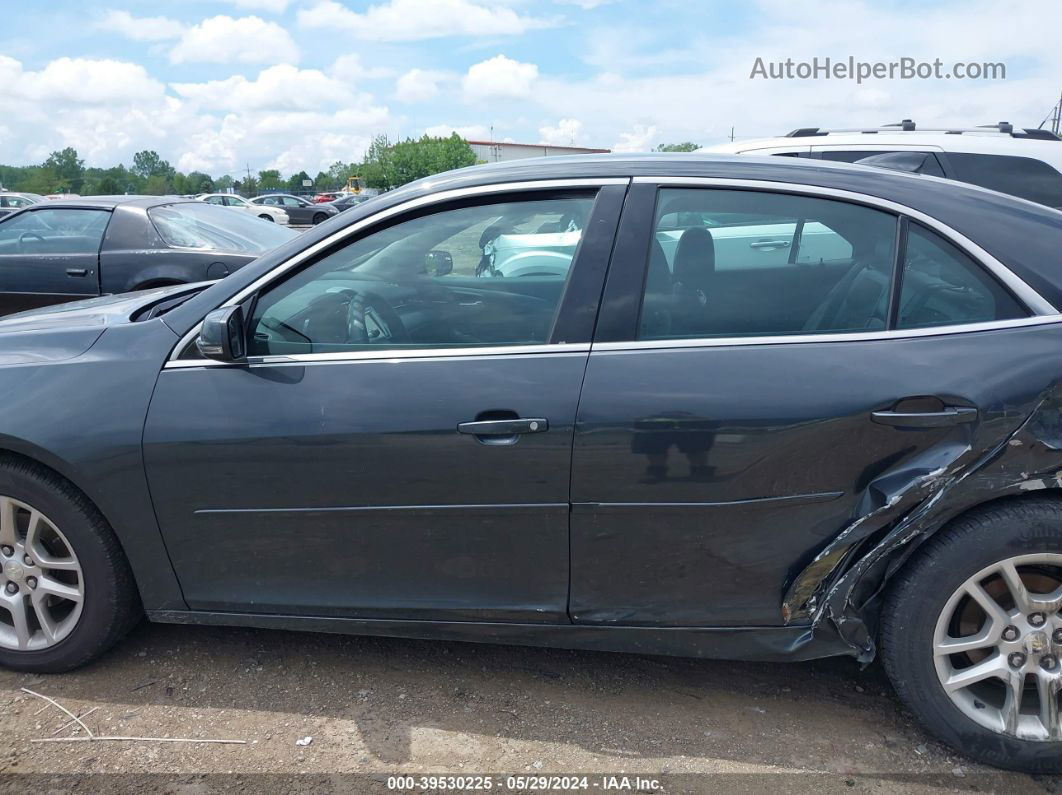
(0, 208), (109, 255)
(896, 223), (1027, 329)
(638, 189), (897, 339)
(248, 194), (595, 356)
(946, 153), (1062, 209)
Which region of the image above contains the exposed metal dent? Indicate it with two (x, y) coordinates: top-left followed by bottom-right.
(784, 386), (1062, 662)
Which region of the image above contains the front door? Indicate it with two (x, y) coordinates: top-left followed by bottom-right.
(144, 186), (623, 622)
(571, 181), (1032, 627)
(0, 207), (106, 314)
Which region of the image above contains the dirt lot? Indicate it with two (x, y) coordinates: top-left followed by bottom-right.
(0, 621), (1059, 794)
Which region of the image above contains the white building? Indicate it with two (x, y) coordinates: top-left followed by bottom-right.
(468, 140), (610, 163)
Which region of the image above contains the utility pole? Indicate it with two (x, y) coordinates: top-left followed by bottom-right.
(729, 126), (735, 142)
(1054, 90), (1062, 136)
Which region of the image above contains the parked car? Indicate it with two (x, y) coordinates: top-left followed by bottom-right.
(0, 195), (295, 315)
(249, 193), (339, 225)
(312, 191), (346, 203)
(4, 154), (1062, 772)
(326, 193), (370, 213)
(196, 193), (290, 225)
(705, 120), (1062, 209)
(0, 192), (42, 218)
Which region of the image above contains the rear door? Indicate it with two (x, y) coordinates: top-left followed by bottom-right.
(570, 179), (1036, 627)
(0, 207), (107, 315)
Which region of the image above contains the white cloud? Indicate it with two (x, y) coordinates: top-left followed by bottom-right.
(462, 55), (538, 100)
(297, 0), (555, 41)
(97, 10), (185, 42)
(218, 0), (291, 12)
(0, 56), (166, 106)
(396, 69), (447, 102)
(329, 54), (394, 81)
(424, 124), (490, 139)
(611, 124), (657, 152)
(169, 15), (299, 65)
(539, 118), (583, 146)
(172, 65), (354, 111)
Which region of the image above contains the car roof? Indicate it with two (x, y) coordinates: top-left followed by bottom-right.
(18, 195), (198, 211)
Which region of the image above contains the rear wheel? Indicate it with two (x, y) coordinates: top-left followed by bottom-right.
(882, 498), (1062, 772)
(0, 461), (140, 672)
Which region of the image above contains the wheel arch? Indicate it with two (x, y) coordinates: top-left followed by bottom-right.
(0, 441), (181, 612)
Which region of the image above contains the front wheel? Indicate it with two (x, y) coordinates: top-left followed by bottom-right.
(0, 461), (140, 672)
(258, 214), (274, 222)
(882, 498), (1062, 772)
(312, 213), (327, 225)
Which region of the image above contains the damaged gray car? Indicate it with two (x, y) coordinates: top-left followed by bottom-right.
(1, 153), (1062, 772)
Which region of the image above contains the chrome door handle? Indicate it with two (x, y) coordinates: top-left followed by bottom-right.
(871, 407), (977, 428)
(749, 240), (791, 250)
(65, 268), (89, 277)
(458, 418), (548, 436)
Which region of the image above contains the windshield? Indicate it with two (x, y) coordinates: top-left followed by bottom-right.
(148, 202), (296, 254)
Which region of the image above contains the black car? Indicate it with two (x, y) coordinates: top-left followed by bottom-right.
(249, 193), (340, 225)
(326, 193), (370, 212)
(2, 155), (1062, 772)
(0, 196), (296, 315)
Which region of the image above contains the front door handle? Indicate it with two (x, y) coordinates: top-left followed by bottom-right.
(749, 240), (791, 250)
(458, 418), (548, 436)
(65, 268), (88, 277)
(871, 407), (978, 428)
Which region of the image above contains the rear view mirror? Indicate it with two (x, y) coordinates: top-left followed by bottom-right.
(425, 250), (454, 277)
(196, 305), (246, 362)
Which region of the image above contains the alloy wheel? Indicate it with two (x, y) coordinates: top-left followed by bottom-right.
(0, 496), (84, 651)
(934, 554), (1062, 741)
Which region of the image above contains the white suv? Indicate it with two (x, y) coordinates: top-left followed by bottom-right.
(704, 121), (1062, 210)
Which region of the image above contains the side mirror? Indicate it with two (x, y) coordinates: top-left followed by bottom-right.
(196, 305), (246, 362)
(424, 249), (454, 277)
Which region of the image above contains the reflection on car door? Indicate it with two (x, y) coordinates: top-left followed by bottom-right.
(0, 207), (107, 315)
(569, 181), (1027, 627)
(143, 185), (625, 622)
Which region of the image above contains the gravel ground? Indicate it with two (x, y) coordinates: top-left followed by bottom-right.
(0, 621), (1059, 794)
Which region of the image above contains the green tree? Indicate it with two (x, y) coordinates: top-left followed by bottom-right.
(360, 133), (475, 191)
(132, 150), (175, 181)
(143, 174), (173, 195)
(185, 171), (214, 194)
(313, 170), (330, 190)
(258, 169), (282, 190)
(654, 142), (701, 152)
(43, 147), (85, 192)
(286, 170), (311, 192)
(215, 175), (234, 191)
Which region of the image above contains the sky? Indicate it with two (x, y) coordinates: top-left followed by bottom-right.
(0, 0), (1060, 177)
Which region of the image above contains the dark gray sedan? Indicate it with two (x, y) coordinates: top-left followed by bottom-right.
(249, 193), (340, 225)
(0, 196), (295, 315)
(1, 155), (1062, 772)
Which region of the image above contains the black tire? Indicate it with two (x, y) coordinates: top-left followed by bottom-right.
(0, 459), (141, 672)
(258, 214), (274, 222)
(882, 497), (1062, 773)
(312, 213), (327, 225)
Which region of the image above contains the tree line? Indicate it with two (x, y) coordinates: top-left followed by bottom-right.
(0, 133), (479, 197)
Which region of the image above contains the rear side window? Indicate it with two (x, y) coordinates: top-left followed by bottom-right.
(896, 223), (1027, 329)
(149, 202), (295, 254)
(638, 188), (897, 339)
(946, 153), (1062, 209)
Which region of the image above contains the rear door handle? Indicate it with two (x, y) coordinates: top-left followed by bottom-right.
(65, 268), (88, 277)
(458, 418), (548, 436)
(749, 240), (791, 250)
(871, 407), (978, 428)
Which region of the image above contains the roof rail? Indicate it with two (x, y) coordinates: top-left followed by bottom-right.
(784, 120), (1060, 141)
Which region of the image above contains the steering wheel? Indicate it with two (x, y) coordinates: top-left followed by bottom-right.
(17, 231), (44, 252)
(346, 291), (409, 345)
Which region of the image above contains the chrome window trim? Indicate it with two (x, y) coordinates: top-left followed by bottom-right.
(167, 177), (628, 363)
(163, 343), (591, 370)
(592, 314), (1062, 353)
(632, 176), (1057, 316)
